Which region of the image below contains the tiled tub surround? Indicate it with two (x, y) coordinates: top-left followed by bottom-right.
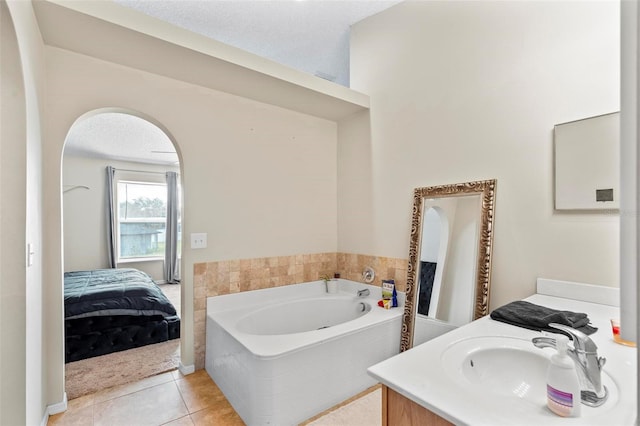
(193, 252), (407, 368)
(206, 280), (404, 425)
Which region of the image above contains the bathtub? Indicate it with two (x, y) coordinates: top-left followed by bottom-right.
(205, 279), (404, 425)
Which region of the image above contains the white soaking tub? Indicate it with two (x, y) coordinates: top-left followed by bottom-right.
(205, 279), (404, 425)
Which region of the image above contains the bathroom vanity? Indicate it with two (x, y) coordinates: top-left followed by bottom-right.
(381, 385), (452, 425)
(369, 279), (637, 425)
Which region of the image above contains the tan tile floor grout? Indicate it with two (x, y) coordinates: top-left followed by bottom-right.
(48, 369), (245, 426)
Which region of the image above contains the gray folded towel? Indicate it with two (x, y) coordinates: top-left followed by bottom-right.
(490, 300), (597, 335)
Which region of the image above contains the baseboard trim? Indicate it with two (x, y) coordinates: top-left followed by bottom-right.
(41, 392), (68, 426)
(179, 362), (195, 375)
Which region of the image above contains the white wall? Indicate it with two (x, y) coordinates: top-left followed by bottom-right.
(63, 155), (179, 280)
(420, 207), (442, 262)
(345, 1), (620, 309)
(2, 1), (46, 424)
(43, 45), (338, 402)
(439, 196), (479, 325)
(1, 3), (28, 423)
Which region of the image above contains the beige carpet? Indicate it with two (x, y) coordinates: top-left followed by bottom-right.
(65, 284), (182, 400)
(158, 283), (181, 317)
(307, 388), (382, 426)
(65, 339), (180, 400)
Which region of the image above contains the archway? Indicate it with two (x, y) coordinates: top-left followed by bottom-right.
(61, 108), (184, 397)
(418, 205), (450, 317)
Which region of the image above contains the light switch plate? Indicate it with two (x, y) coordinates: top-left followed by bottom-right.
(190, 233), (207, 249)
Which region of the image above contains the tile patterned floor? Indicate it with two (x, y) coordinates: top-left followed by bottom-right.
(48, 369), (245, 426)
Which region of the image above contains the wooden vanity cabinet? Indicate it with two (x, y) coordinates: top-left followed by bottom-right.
(382, 385), (453, 426)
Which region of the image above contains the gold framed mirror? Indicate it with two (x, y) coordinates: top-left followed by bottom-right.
(400, 179), (497, 352)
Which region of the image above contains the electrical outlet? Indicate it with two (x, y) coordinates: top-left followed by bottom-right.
(190, 233), (207, 249)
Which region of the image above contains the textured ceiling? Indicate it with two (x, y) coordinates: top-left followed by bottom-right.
(65, 113), (179, 165)
(65, 0), (400, 165)
(114, 0), (402, 87)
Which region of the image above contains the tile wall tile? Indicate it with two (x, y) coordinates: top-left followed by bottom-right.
(192, 252), (407, 369)
(336, 253), (408, 292)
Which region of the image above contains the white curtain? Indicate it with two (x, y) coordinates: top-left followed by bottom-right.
(164, 171), (180, 284)
(106, 166), (117, 268)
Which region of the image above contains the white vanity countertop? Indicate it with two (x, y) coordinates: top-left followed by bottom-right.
(368, 293), (637, 425)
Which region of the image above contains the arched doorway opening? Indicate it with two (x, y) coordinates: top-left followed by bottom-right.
(417, 205), (450, 317)
(61, 109), (184, 398)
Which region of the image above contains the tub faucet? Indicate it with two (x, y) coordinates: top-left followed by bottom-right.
(531, 323), (608, 407)
(357, 288), (370, 298)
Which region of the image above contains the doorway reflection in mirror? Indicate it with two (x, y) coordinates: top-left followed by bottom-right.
(417, 197), (481, 326)
(400, 179), (496, 352)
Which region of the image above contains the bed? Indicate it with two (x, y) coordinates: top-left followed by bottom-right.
(64, 268), (180, 363)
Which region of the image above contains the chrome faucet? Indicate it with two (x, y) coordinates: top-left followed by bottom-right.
(357, 288), (370, 298)
(532, 323), (608, 407)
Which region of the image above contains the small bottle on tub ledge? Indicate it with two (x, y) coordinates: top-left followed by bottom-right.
(377, 279), (397, 309)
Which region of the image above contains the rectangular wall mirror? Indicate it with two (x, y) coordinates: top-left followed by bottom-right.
(554, 112), (619, 211)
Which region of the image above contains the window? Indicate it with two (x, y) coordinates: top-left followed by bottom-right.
(116, 180), (181, 260)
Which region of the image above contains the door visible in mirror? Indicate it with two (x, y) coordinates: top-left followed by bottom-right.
(400, 180), (497, 352)
(417, 195), (482, 327)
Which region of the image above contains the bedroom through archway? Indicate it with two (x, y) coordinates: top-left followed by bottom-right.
(61, 110), (184, 399)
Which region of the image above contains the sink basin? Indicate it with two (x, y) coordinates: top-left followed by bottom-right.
(441, 336), (619, 416)
(442, 336), (549, 403)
